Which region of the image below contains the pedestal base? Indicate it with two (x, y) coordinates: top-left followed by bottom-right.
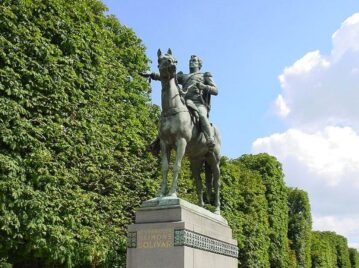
(126, 197), (238, 268)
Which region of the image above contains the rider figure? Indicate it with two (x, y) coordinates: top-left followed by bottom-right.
(145, 55), (218, 149)
(177, 55), (218, 148)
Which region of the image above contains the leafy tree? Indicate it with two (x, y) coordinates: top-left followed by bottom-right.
(288, 242), (298, 268)
(349, 248), (359, 268)
(175, 157), (198, 205)
(0, 258), (12, 268)
(334, 234), (351, 268)
(0, 0), (159, 266)
(311, 231), (351, 268)
(311, 231), (336, 268)
(288, 188), (312, 267)
(239, 153), (289, 268)
(220, 157), (270, 268)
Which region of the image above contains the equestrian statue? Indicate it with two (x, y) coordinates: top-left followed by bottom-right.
(141, 49), (222, 214)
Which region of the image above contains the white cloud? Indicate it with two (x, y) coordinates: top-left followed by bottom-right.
(279, 50), (330, 84)
(252, 127), (359, 249)
(257, 14), (359, 248)
(314, 216), (359, 237)
(274, 13), (359, 130)
(253, 126), (359, 187)
(252, 127), (359, 218)
(274, 94), (290, 117)
(332, 13), (359, 60)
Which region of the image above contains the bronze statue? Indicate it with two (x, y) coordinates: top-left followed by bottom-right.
(141, 49), (221, 214)
(149, 55), (218, 149)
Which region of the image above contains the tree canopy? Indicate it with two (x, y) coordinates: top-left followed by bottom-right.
(220, 157), (270, 267)
(0, 0), (159, 266)
(288, 188), (312, 267)
(349, 248), (359, 268)
(311, 231), (351, 268)
(239, 153), (289, 267)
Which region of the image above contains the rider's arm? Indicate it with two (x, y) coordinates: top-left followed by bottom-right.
(176, 72), (187, 97)
(139, 71), (160, 80)
(176, 71), (184, 85)
(203, 72), (218, 95)
(150, 72), (161, 80)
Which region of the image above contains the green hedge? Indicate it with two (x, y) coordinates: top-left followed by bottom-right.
(0, 0), (159, 266)
(349, 248), (359, 268)
(220, 157), (270, 267)
(239, 154), (289, 267)
(311, 231), (351, 268)
(288, 188), (312, 267)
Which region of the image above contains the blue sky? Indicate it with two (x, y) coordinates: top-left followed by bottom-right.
(103, 0), (357, 158)
(102, 0), (359, 249)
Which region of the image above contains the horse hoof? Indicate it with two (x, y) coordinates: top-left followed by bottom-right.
(157, 191), (166, 198)
(214, 208), (221, 215)
(168, 192), (177, 198)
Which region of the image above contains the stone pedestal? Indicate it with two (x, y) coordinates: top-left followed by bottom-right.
(126, 197), (238, 268)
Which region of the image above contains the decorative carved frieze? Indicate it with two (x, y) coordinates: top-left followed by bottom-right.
(174, 229), (238, 258)
(127, 229), (238, 259)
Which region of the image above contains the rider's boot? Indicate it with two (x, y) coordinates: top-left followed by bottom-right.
(200, 118), (215, 151)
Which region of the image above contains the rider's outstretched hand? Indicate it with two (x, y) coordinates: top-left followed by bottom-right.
(139, 71), (152, 78)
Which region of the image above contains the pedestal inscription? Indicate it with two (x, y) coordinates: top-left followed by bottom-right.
(126, 197), (238, 268)
(137, 228), (173, 249)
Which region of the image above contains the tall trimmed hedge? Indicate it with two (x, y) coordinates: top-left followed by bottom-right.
(349, 248), (359, 268)
(311, 231), (351, 268)
(288, 188), (312, 267)
(334, 234), (351, 268)
(239, 153), (289, 267)
(311, 231), (336, 268)
(0, 0), (159, 266)
(220, 157), (270, 267)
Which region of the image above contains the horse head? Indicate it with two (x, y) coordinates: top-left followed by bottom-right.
(157, 48), (177, 79)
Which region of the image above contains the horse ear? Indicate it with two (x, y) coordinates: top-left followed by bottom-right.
(167, 48), (172, 55)
(157, 49), (162, 57)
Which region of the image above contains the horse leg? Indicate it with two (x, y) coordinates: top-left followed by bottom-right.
(190, 160), (204, 207)
(206, 153), (221, 214)
(168, 138), (187, 197)
(204, 162), (213, 204)
(213, 162), (221, 214)
(159, 141), (170, 197)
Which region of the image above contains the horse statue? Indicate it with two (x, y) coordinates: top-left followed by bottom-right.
(150, 49), (222, 214)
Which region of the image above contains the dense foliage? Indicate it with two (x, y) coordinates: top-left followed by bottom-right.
(311, 231), (351, 268)
(311, 231), (336, 268)
(0, 0), (159, 267)
(220, 157), (270, 267)
(288, 188), (312, 267)
(239, 154), (289, 267)
(349, 248), (359, 268)
(334, 234), (351, 268)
